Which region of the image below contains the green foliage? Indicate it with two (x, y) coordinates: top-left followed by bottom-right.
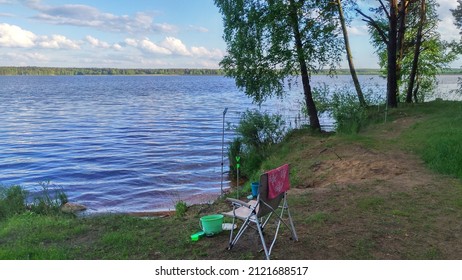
(29, 182), (68, 215)
(364, 0), (455, 102)
(0, 182), (69, 220)
(175, 200), (188, 218)
(215, 0), (342, 130)
(0, 185), (28, 220)
(235, 110), (286, 150)
(228, 110), (286, 178)
(228, 137), (243, 176)
(313, 85), (368, 134)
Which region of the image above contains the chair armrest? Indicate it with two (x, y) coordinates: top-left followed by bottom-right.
(226, 198), (253, 208)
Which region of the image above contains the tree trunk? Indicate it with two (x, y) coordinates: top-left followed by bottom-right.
(396, 0), (409, 101)
(336, 0), (366, 106)
(413, 77), (420, 103)
(406, 0), (425, 103)
(387, 0), (399, 108)
(289, 0), (321, 131)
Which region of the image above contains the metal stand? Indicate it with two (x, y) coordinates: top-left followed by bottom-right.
(220, 108), (228, 196)
(236, 156), (240, 198)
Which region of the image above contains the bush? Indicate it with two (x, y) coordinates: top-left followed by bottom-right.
(29, 181), (68, 215)
(175, 200), (188, 218)
(0, 182), (69, 220)
(228, 110), (286, 178)
(330, 93), (367, 134)
(313, 85), (368, 134)
(0, 185), (28, 220)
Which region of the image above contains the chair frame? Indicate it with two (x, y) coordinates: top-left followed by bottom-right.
(223, 169), (298, 260)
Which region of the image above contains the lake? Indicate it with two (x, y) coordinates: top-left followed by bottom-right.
(0, 75), (459, 213)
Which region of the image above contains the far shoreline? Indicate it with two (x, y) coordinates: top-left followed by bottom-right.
(1, 66), (461, 76)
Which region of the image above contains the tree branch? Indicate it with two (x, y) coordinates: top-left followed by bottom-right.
(378, 0), (390, 19)
(356, 8), (389, 44)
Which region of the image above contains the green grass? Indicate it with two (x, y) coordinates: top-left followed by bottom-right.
(305, 212), (330, 225)
(398, 101), (462, 179)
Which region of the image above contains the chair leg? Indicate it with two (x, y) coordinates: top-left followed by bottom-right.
(228, 215), (236, 249)
(255, 218), (270, 260)
(229, 216), (252, 249)
(286, 205), (298, 241)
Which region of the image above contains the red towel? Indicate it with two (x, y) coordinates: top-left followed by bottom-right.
(267, 164), (290, 199)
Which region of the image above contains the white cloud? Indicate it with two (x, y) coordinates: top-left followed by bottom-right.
(86, 35), (110, 48)
(124, 36), (225, 61)
(0, 23), (80, 49)
(3, 51), (48, 64)
(124, 36), (225, 60)
(22, 0), (177, 34)
(438, 0), (460, 41)
(112, 43), (122, 51)
(161, 37), (191, 56)
(139, 38), (171, 55)
(0, 23), (36, 47)
(439, 16), (460, 41)
(37, 34), (80, 49)
(190, 46), (225, 59)
(124, 38), (138, 47)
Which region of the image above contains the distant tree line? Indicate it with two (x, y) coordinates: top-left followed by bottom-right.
(1, 66), (459, 77)
(0, 67), (225, 76)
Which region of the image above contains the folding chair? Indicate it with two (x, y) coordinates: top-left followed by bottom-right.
(222, 164), (298, 260)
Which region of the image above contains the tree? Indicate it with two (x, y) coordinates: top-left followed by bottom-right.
(405, 0), (425, 103)
(214, 0), (342, 131)
(335, 0), (366, 106)
(358, 0), (452, 104)
(452, 0), (462, 32)
(357, 0), (411, 108)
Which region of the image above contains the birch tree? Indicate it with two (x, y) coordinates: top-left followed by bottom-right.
(214, 0), (342, 131)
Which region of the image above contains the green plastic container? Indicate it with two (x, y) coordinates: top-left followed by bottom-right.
(200, 214), (224, 236)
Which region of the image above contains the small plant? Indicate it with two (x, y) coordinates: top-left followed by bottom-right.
(175, 200), (188, 218)
(29, 181), (68, 215)
(0, 185), (28, 220)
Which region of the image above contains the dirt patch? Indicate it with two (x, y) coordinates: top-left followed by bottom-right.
(300, 144), (434, 191)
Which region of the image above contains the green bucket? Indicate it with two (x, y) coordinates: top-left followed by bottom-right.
(200, 214), (224, 236)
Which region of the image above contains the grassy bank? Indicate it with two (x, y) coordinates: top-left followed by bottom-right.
(1, 100), (462, 259)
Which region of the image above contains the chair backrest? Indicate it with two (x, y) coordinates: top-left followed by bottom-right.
(257, 172), (285, 218)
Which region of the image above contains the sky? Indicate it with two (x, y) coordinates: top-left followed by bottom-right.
(0, 0), (460, 69)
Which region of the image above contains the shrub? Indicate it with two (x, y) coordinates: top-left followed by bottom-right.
(29, 181), (68, 215)
(175, 200), (188, 218)
(0, 182), (69, 220)
(313, 85), (368, 134)
(330, 93), (367, 134)
(0, 185), (28, 220)
(228, 110), (286, 178)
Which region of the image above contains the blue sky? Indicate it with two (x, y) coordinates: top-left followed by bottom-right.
(0, 0), (460, 69)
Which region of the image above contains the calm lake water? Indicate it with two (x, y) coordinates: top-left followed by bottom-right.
(0, 75), (459, 213)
